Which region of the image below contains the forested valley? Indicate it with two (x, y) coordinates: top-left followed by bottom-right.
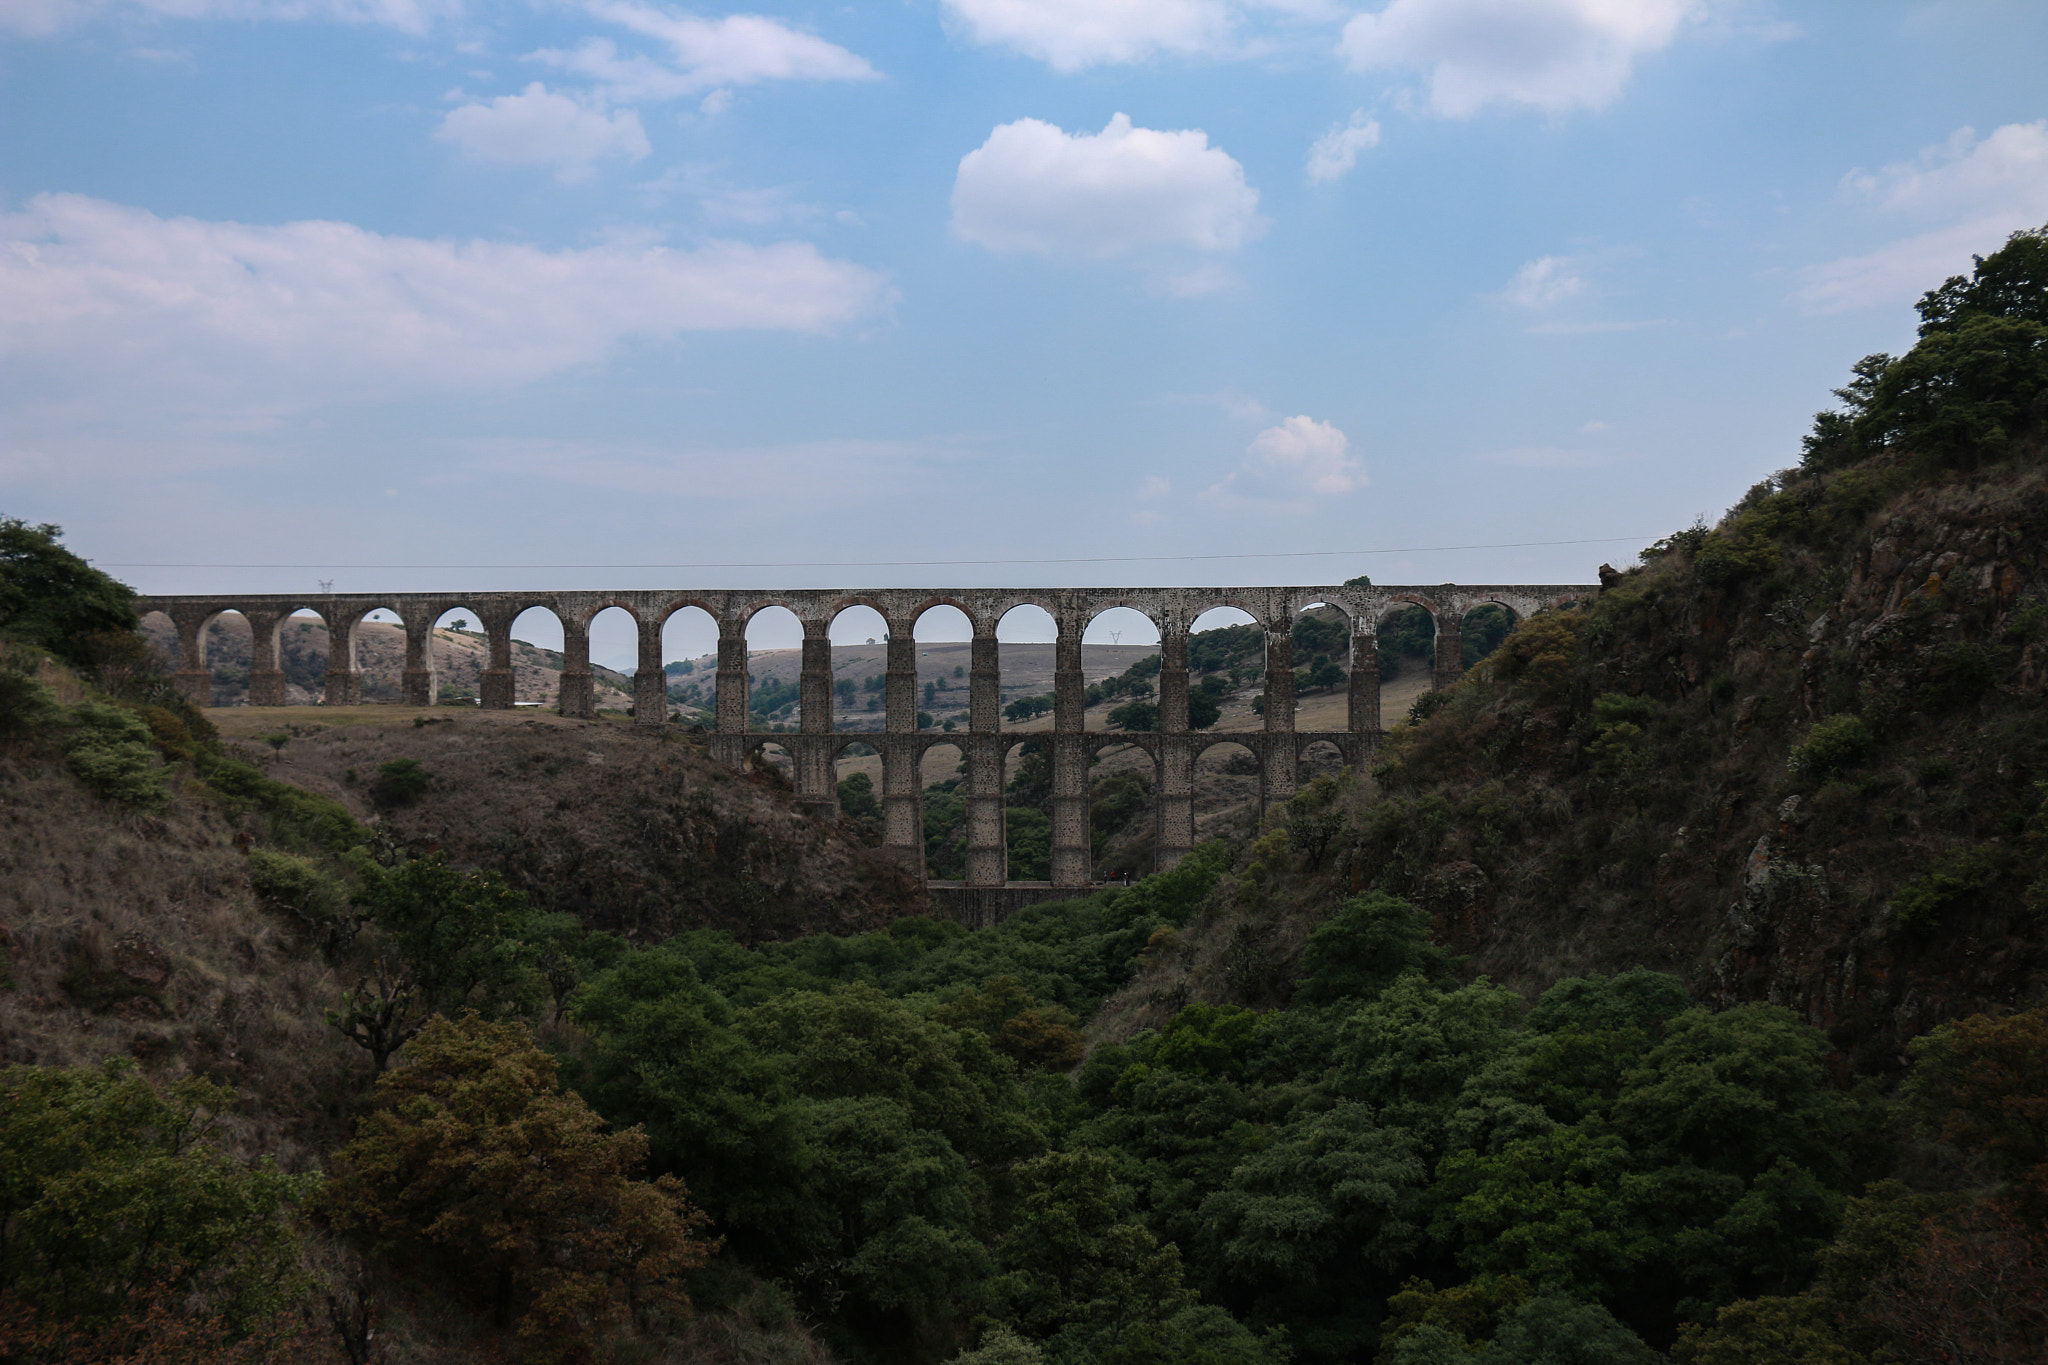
(1, 225), (2046, 1365)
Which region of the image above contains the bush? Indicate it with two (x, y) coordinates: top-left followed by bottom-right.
(246, 848), (351, 934)
(1788, 715), (1871, 780)
(368, 756), (429, 809)
(62, 702), (167, 809)
(1891, 844), (2008, 932)
(1694, 530), (1782, 586)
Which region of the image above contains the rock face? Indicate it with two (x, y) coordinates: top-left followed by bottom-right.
(252, 714), (927, 941)
(1350, 455), (2048, 1069)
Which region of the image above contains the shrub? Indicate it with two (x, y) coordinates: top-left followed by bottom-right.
(1487, 613), (1582, 698)
(1916, 641), (1999, 712)
(1891, 844), (2009, 932)
(62, 702), (167, 809)
(1694, 530), (1782, 586)
(368, 756), (429, 808)
(245, 848), (351, 934)
(1788, 715), (1871, 779)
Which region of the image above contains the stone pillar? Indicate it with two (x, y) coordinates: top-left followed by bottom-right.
(1261, 621), (1296, 809)
(964, 735), (1005, 886)
(1155, 620), (1193, 870)
(245, 611), (287, 707)
(881, 628), (925, 873)
(1349, 622), (1380, 733)
(793, 622), (837, 821)
(479, 614), (516, 710)
(885, 631), (919, 734)
(1049, 617), (1090, 887)
(964, 628), (1006, 887)
(632, 616), (665, 726)
(172, 610), (212, 707)
(968, 630), (1001, 734)
(880, 737), (926, 877)
(799, 622), (834, 735)
(712, 619), (749, 767)
(1433, 608), (1466, 691)
(557, 619), (593, 717)
(401, 617), (437, 707)
(323, 613), (362, 706)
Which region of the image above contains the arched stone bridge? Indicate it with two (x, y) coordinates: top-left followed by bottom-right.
(137, 584), (1594, 908)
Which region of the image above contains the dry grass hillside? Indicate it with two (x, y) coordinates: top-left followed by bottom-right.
(207, 706), (927, 941)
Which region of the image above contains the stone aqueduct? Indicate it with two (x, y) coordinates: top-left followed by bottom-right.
(137, 584), (1595, 900)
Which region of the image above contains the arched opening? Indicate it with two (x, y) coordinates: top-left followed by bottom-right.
(582, 607), (639, 715)
(1377, 604), (1439, 721)
(1288, 601), (1352, 728)
(829, 605), (890, 732)
(996, 604), (1058, 729)
(999, 738), (1053, 881)
(507, 606), (565, 707)
(1087, 739), (1157, 880)
(1299, 738), (1346, 784)
(338, 605), (408, 702)
(659, 606), (717, 723)
(431, 607), (488, 705)
(136, 609), (178, 674)
(1085, 607), (1161, 733)
(913, 605), (972, 733)
(1193, 740), (1261, 843)
(1188, 606), (1260, 731)
(744, 738), (796, 791)
(831, 736), (884, 844)
(745, 606), (803, 732)
(1463, 603), (1519, 671)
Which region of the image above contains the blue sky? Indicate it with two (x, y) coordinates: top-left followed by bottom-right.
(5, 0), (2046, 667)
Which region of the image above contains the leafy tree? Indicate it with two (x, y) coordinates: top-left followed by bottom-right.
(1915, 223), (2048, 334)
(1006, 694), (1054, 722)
(935, 976), (1084, 1072)
(1188, 690), (1223, 729)
(0, 1059), (313, 1352)
(321, 1014), (715, 1350)
(327, 853), (542, 1071)
(0, 520), (137, 671)
(1901, 1003), (2048, 1223)
(1107, 700), (1157, 732)
(1295, 893), (1457, 1006)
(1008, 806), (1052, 880)
(839, 770), (882, 819)
(62, 702), (168, 809)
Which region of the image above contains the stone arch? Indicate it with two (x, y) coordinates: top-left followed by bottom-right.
(1191, 736), (1262, 843)
(1083, 604), (1163, 733)
(654, 603), (718, 724)
(911, 604), (973, 730)
(741, 605), (804, 732)
(829, 605), (891, 727)
(996, 735), (1054, 882)
(741, 736), (797, 789)
(1298, 736), (1347, 784)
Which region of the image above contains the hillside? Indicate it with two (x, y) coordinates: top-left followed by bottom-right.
(1100, 224), (2048, 1070)
(206, 706), (927, 941)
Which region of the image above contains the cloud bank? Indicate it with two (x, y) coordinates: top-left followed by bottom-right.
(938, 0), (1235, 70)
(437, 84), (650, 180)
(1, 193), (891, 405)
(1207, 415), (1365, 506)
(951, 113), (1263, 260)
(1796, 121), (2048, 314)
(1339, 0), (1697, 116)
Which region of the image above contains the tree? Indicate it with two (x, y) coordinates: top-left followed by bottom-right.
(839, 770), (882, 819)
(1296, 894), (1457, 1006)
(327, 853), (541, 1071)
(1902, 1003), (2048, 1223)
(0, 520), (137, 671)
(320, 1015), (716, 1350)
(0, 1059), (313, 1355)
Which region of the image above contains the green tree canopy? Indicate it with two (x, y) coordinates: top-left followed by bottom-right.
(0, 519), (138, 670)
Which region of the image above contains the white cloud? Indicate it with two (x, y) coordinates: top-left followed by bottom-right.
(1306, 110), (1382, 184)
(1500, 253), (1586, 307)
(938, 0), (1235, 70)
(0, 192), (891, 409)
(535, 2), (878, 100)
(1139, 475), (1172, 498)
(952, 113), (1264, 261)
(1, 0), (457, 37)
(437, 84), (649, 181)
(1338, 0), (1698, 117)
(1795, 122), (2048, 314)
(1206, 415), (1365, 505)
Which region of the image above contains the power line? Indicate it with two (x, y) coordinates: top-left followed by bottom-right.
(102, 535), (1658, 572)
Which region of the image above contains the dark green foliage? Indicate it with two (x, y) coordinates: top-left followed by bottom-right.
(1787, 716), (1870, 780)
(1523, 970), (1689, 1035)
(62, 701), (167, 809)
(0, 520), (138, 671)
(368, 756), (430, 808)
(1008, 806), (1052, 879)
(1295, 893), (1455, 1005)
(1803, 224), (2048, 471)
(1380, 607), (1437, 682)
(1462, 605), (1515, 670)
(1107, 699), (1157, 731)
(202, 756), (368, 853)
(838, 769), (881, 819)
(0, 1059), (312, 1345)
(1891, 843), (2009, 931)
(1189, 623), (1265, 677)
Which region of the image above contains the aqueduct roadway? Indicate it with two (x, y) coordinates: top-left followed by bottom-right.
(138, 584), (1596, 912)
